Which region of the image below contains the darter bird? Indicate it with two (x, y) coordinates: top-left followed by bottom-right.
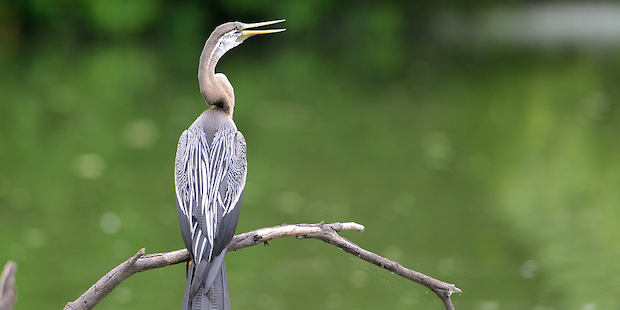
(174, 20), (285, 310)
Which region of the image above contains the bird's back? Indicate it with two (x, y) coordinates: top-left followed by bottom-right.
(175, 107), (247, 310)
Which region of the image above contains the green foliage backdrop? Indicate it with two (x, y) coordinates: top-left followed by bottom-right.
(1, 1), (620, 309)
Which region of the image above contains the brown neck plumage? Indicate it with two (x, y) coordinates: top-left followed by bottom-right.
(198, 35), (235, 117)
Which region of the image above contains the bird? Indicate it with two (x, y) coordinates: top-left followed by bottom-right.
(174, 20), (285, 310)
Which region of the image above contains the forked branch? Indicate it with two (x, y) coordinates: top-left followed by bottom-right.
(64, 222), (461, 310)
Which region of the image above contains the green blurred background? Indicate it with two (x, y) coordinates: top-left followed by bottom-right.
(1, 1), (620, 309)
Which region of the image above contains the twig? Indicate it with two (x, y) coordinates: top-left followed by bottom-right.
(64, 222), (461, 310)
(301, 223), (461, 310)
(0, 261), (17, 310)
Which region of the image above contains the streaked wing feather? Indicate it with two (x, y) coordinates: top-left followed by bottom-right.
(175, 126), (245, 265)
(221, 132), (246, 215)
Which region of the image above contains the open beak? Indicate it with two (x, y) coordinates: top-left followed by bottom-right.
(238, 19), (286, 42)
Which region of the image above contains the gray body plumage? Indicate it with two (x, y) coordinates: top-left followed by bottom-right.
(175, 20), (283, 310)
(175, 108), (247, 310)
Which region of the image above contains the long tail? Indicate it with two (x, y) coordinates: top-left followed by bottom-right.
(182, 261), (230, 310)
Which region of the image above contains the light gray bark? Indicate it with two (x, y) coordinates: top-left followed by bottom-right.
(64, 222), (461, 310)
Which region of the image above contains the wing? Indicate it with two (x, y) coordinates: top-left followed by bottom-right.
(176, 125), (247, 300)
(211, 131), (247, 257)
(175, 130), (192, 252)
(222, 132), (247, 216)
(175, 127), (213, 264)
(175, 126), (247, 263)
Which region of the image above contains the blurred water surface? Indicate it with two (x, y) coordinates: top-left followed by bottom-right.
(1, 2), (620, 310)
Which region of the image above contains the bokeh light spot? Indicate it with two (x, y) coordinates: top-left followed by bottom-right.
(73, 153), (106, 179)
(113, 286), (133, 304)
(383, 245), (403, 262)
(520, 259), (537, 278)
(124, 119), (159, 149)
(24, 227), (47, 248)
(278, 191), (304, 215)
(348, 269), (368, 288)
(477, 300), (500, 310)
(424, 131), (453, 170)
(582, 303), (596, 310)
(100, 212), (122, 234)
(325, 293), (342, 309)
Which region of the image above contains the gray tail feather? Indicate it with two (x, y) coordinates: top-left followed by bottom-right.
(182, 261), (230, 310)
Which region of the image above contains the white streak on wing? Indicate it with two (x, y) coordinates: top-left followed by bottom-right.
(198, 239), (206, 262)
(194, 229), (202, 259)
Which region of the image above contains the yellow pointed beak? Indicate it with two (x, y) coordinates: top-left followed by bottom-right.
(241, 28), (286, 36)
(238, 19), (286, 42)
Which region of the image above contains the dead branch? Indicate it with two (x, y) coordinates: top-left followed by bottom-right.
(0, 261), (17, 310)
(64, 222), (461, 310)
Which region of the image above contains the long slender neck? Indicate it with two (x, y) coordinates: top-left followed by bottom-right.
(198, 37), (235, 116)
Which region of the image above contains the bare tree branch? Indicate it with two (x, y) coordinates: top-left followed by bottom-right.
(0, 261), (17, 310)
(64, 222), (461, 310)
(300, 223), (461, 310)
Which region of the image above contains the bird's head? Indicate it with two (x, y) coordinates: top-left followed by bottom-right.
(199, 19), (285, 114)
(206, 19), (286, 69)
